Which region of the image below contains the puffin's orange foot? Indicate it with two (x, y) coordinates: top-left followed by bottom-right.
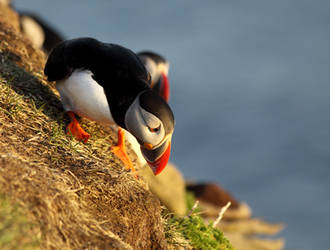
(111, 145), (136, 173)
(66, 121), (90, 143)
(111, 128), (136, 174)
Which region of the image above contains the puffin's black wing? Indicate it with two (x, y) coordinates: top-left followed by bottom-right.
(45, 38), (105, 81)
(44, 38), (149, 85)
(44, 37), (152, 127)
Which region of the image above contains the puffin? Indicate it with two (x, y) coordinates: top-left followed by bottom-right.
(44, 37), (175, 175)
(137, 51), (170, 102)
(124, 51), (171, 167)
(18, 11), (64, 53)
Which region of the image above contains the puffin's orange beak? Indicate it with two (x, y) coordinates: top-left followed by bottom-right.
(161, 72), (170, 102)
(147, 141), (171, 175)
(141, 139), (171, 175)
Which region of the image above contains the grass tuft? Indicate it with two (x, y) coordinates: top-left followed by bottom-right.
(165, 212), (233, 250)
(164, 192), (233, 250)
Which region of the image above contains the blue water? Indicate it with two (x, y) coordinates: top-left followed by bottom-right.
(14, 1), (330, 249)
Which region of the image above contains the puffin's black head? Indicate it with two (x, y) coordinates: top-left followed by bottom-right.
(138, 51), (167, 65)
(138, 51), (170, 102)
(124, 90), (174, 175)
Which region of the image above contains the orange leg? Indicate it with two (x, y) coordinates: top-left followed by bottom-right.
(66, 111), (90, 143)
(111, 128), (136, 173)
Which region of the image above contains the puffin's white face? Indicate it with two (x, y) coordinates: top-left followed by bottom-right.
(156, 61), (170, 76)
(124, 90), (174, 175)
(140, 56), (169, 84)
(124, 94), (165, 149)
(143, 58), (158, 82)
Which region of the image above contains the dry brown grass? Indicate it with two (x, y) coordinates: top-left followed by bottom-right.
(0, 4), (170, 249)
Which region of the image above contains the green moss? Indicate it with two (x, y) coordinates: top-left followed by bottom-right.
(165, 192), (233, 250)
(186, 191), (197, 211)
(167, 213), (233, 250)
(0, 194), (39, 250)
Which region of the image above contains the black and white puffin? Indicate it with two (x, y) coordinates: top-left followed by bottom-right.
(44, 37), (175, 175)
(137, 51), (170, 102)
(18, 11), (64, 53)
(124, 51), (171, 167)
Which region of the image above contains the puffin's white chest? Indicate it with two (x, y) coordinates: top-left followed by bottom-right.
(125, 130), (147, 167)
(56, 70), (114, 125)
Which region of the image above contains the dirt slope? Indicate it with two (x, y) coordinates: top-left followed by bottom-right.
(0, 4), (168, 249)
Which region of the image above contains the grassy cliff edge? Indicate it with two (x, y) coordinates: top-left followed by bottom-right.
(0, 4), (233, 249)
(0, 4), (168, 249)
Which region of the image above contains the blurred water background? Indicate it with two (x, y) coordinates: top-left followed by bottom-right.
(14, 1), (330, 249)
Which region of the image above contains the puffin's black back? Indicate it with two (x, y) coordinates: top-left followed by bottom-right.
(44, 37), (151, 127)
(45, 38), (148, 84)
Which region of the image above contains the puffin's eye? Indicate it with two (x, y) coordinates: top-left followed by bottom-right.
(147, 73), (152, 82)
(148, 125), (160, 133)
(150, 79), (155, 88)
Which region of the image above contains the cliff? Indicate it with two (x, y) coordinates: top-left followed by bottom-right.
(0, 3), (238, 249)
(0, 4), (168, 249)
